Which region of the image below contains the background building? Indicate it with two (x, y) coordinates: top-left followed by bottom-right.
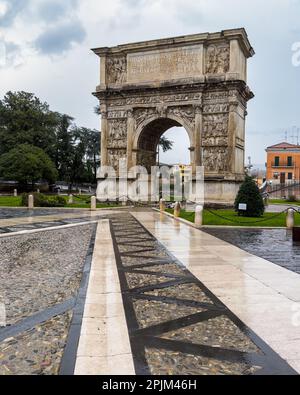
(266, 142), (300, 184)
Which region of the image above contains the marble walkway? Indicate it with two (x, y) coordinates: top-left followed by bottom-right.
(131, 210), (300, 374)
(0, 208), (299, 375)
(75, 210), (300, 375)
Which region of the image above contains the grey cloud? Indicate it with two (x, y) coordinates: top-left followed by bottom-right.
(34, 20), (86, 55)
(0, 0), (29, 27)
(0, 40), (22, 68)
(34, 0), (79, 23)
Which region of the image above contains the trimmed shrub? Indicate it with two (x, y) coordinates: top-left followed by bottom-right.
(21, 193), (66, 207)
(234, 176), (265, 217)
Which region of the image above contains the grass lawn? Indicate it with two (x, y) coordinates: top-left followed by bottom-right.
(0, 195), (119, 209)
(165, 208), (296, 227)
(0, 196), (22, 207)
(269, 199), (300, 206)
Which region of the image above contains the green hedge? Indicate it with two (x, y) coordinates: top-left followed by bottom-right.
(21, 193), (66, 207)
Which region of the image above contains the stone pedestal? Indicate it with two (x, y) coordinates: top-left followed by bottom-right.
(28, 195), (34, 209)
(287, 209), (295, 229)
(195, 205), (203, 227)
(91, 196), (97, 211)
(174, 202), (181, 218)
(159, 199), (166, 212)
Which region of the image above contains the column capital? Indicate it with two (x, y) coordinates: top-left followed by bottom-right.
(127, 109), (134, 118)
(194, 105), (203, 114)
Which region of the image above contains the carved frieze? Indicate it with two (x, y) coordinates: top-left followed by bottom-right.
(204, 91), (229, 101)
(107, 149), (127, 171)
(202, 114), (229, 147)
(168, 106), (195, 128)
(107, 120), (127, 149)
(203, 103), (229, 113)
(107, 56), (127, 84)
(203, 147), (229, 172)
(107, 110), (127, 119)
(107, 92), (202, 108)
(134, 108), (157, 127)
(206, 43), (230, 75)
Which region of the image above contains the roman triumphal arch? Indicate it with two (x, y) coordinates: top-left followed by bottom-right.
(92, 28), (255, 203)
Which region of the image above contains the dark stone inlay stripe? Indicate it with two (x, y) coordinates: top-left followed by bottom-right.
(0, 298), (76, 343)
(110, 214), (298, 376)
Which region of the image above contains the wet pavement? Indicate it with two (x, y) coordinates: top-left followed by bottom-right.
(0, 208), (87, 219)
(203, 228), (300, 274)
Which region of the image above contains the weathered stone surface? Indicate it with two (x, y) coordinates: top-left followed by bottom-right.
(93, 29), (255, 203)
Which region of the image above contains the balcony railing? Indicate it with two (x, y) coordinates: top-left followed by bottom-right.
(271, 163), (294, 168)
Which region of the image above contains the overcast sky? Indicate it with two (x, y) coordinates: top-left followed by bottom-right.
(0, 0), (300, 165)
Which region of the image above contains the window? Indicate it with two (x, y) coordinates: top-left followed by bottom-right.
(287, 156), (293, 167)
(273, 172), (279, 179)
(274, 156), (280, 166)
(288, 173), (293, 180)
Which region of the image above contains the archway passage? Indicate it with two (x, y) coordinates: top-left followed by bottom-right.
(93, 29), (255, 203)
(137, 118), (190, 171)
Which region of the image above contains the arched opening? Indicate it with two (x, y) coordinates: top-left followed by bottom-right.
(136, 117), (192, 171)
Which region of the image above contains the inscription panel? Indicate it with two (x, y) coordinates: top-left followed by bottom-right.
(127, 45), (204, 83)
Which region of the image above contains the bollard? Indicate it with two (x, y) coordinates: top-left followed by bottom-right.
(28, 194), (34, 209)
(79, 189), (82, 195)
(91, 196), (97, 211)
(286, 208), (295, 229)
(159, 198), (166, 212)
(37, 189), (40, 194)
(68, 194), (74, 204)
(195, 205), (203, 227)
(13, 189), (17, 197)
(174, 202), (181, 218)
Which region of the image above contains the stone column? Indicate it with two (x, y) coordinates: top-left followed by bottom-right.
(193, 105), (203, 172)
(228, 101), (238, 174)
(101, 111), (109, 167)
(127, 109), (134, 171)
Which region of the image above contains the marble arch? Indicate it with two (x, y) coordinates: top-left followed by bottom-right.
(92, 28), (255, 203)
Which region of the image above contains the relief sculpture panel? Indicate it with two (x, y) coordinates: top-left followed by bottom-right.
(202, 113), (229, 147)
(107, 56), (127, 84)
(203, 147), (229, 172)
(206, 43), (230, 74)
(107, 120), (127, 149)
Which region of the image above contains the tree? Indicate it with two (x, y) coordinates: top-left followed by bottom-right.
(54, 114), (75, 181)
(0, 144), (58, 190)
(157, 136), (174, 165)
(234, 175), (265, 217)
(0, 91), (59, 158)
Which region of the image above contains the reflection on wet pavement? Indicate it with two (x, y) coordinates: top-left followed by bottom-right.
(204, 228), (300, 274)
